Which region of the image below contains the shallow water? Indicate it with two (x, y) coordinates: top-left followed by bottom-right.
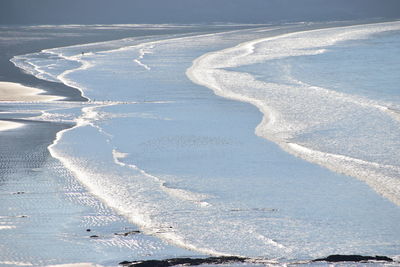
(10, 22), (400, 264)
(0, 104), (198, 267)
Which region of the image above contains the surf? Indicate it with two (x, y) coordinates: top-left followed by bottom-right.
(187, 21), (400, 206)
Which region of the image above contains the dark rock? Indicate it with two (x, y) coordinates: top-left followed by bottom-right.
(90, 235), (99, 238)
(119, 256), (248, 267)
(86, 229), (91, 232)
(374, 256), (394, 262)
(13, 192), (25, 195)
(115, 230), (140, 236)
(313, 254), (393, 262)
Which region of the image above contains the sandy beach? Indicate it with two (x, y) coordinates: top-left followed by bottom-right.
(0, 120), (23, 132)
(0, 81), (63, 102)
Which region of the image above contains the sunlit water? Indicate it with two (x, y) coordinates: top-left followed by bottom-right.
(11, 21), (400, 264)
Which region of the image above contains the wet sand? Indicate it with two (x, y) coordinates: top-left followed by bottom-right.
(0, 24), (252, 101)
(4, 22), (397, 266)
(0, 25), (204, 266)
(0, 117), (197, 266)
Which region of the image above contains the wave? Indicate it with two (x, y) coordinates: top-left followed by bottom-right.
(11, 22), (400, 260)
(133, 44), (154, 70)
(47, 102), (291, 257)
(9, 24), (267, 103)
(112, 149), (212, 207)
(187, 21), (400, 206)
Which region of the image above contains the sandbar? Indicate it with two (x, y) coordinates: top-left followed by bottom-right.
(0, 120), (24, 131)
(0, 81), (64, 102)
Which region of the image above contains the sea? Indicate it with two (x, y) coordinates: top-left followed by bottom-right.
(6, 21), (400, 265)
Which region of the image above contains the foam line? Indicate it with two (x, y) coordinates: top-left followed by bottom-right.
(51, 52), (94, 101)
(47, 103), (228, 256)
(0, 261), (33, 266)
(49, 136), (228, 256)
(46, 263), (104, 267)
(285, 142), (400, 206)
(187, 21), (400, 206)
(133, 44), (154, 70)
(24, 22), (400, 258)
(112, 149), (212, 207)
(0, 225), (17, 230)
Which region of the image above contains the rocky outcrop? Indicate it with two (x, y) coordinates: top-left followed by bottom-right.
(313, 254), (393, 262)
(119, 256), (247, 267)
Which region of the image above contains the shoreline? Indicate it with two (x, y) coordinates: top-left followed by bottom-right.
(1, 21), (399, 266)
(187, 20), (400, 207)
(0, 23), (263, 266)
(51, 20), (400, 261)
(0, 117), (199, 266)
(0, 25), (207, 266)
(1, 23), (260, 102)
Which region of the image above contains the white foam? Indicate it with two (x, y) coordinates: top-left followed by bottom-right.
(187, 21), (400, 205)
(9, 25), (263, 104)
(0, 225), (17, 230)
(34, 111), (74, 123)
(46, 263), (103, 267)
(47, 95), (297, 257)
(0, 261), (33, 266)
(11, 55), (53, 82)
(47, 101), (229, 256)
(286, 142), (400, 205)
(49, 134), (226, 256)
(33, 22), (400, 259)
(112, 149), (212, 207)
(56, 57), (93, 100)
(133, 44), (154, 70)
